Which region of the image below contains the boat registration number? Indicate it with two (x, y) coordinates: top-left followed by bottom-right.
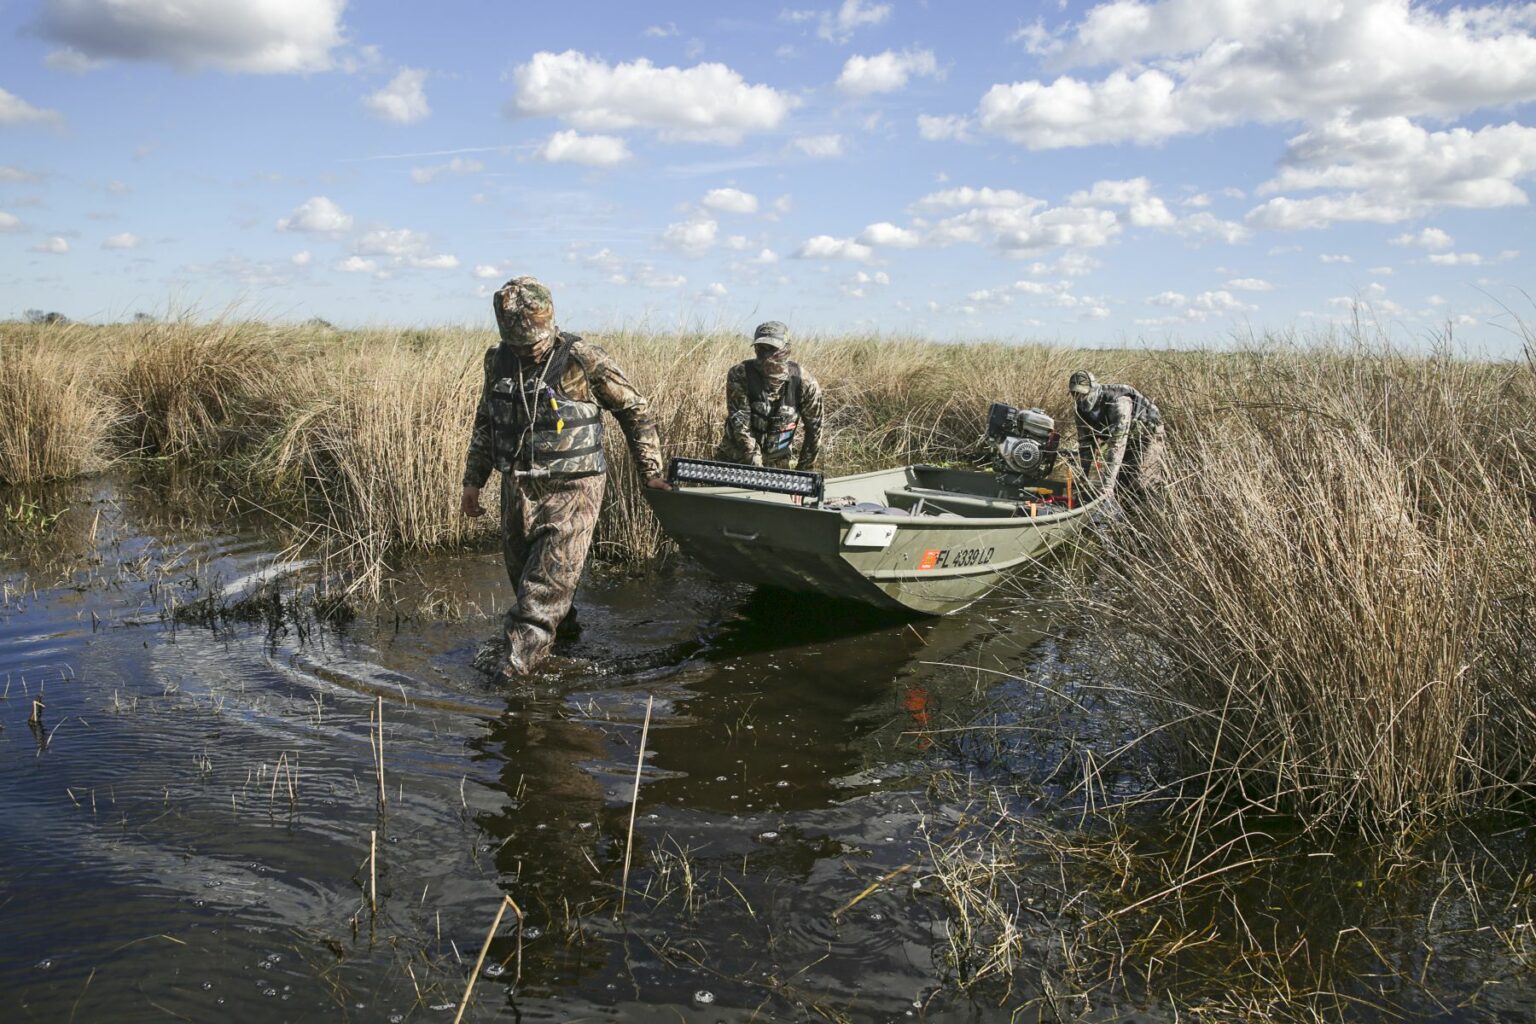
(918, 546), (994, 570)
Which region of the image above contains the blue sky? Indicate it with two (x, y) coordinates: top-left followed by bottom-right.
(3, 0), (1535, 353)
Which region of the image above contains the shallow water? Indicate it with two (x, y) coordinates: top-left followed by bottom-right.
(4, 479), (1535, 1023)
(0, 479), (1081, 1022)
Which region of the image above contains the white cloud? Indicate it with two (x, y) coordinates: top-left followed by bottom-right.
(291, 250), (312, 266)
(662, 214), (719, 257)
(1069, 177), (1175, 226)
(635, 266), (687, 289)
(352, 226), (458, 269)
(704, 282), (728, 298)
(794, 133), (845, 158)
(913, 186), (1041, 211)
(751, 247), (780, 264)
(336, 256), (377, 274)
(35, 0), (347, 73)
(1369, 265), (1393, 275)
(508, 50), (796, 144)
(841, 269), (891, 297)
(0, 87), (63, 126)
(566, 245), (628, 281)
(1027, 251), (1101, 277)
(365, 68), (430, 124)
(1391, 227), (1455, 250)
(916, 114), (972, 142)
(473, 264), (502, 280)
(973, 1), (1536, 149)
(534, 130), (633, 167)
(1148, 290), (1186, 307)
(102, 232), (140, 249)
(795, 235), (874, 262)
(926, 201), (1122, 256)
(277, 196), (353, 237)
(858, 221), (921, 248)
(1251, 118), (1536, 228)
(1427, 251), (1485, 266)
(410, 157), (485, 184)
(702, 188), (759, 214)
(1173, 211), (1250, 244)
(0, 211), (22, 232)
(644, 23), (678, 38)
(1319, 253), (1354, 264)
(836, 49), (939, 95)
(1190, 290), (1257, 315)
(32, 236), (70, 254)
(1225, 277), (1274, 292)
(785, 0), (892, 43)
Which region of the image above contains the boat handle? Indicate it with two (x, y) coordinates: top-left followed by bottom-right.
(721, 527), (760, 541)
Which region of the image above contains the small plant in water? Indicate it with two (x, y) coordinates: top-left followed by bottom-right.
(3, 499), (64, 533)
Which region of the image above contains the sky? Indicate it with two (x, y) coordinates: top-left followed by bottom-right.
(2, 0), (1536, 353)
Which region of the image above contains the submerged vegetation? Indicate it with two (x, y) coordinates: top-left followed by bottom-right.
(4, 315), (1536, 1019)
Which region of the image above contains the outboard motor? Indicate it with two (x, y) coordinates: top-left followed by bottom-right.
(985, 402), (1060, 485)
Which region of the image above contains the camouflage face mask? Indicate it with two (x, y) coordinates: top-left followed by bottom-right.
(493, 277), (556, 355)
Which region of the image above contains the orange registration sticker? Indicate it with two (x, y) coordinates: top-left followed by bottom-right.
(917, 549), (942, 571)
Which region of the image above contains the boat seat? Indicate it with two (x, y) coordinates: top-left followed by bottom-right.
(884, 487), (1019, 517)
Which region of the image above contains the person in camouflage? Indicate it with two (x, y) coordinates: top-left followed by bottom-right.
(461, 277), (670, 678)
(713, 321), (824, 470)
(1068, 370), (1166, 502)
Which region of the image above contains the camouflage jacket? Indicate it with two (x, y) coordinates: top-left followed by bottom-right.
(721, 358), (824, 468)
(463, 337), (664, 488)
(1074, 383), (1161, 485)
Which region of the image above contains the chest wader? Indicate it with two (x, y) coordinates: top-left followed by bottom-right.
(488, 333), (606, 479)
(487, 334), (610, 675)
(745, 360), (802, 463)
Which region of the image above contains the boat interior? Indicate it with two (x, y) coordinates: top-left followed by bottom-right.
(822, 465), (1084, 520)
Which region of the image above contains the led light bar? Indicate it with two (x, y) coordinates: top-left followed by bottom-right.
(667, 457), (824, 503)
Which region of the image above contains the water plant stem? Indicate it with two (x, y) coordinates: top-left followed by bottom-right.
(619, 694), (654, 918)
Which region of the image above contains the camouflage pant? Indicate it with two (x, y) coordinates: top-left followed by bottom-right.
(713, 437), (792, 469)
(498, 472), (604, 674)
(1118, 425), (1167, 501)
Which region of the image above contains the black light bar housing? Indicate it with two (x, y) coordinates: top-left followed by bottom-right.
(666, 457), (824, 504)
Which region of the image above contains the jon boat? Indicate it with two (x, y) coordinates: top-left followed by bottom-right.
(643, 458), (1103, 615)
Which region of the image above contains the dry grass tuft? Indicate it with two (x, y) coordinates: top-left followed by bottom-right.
(0, 329), (113, 484)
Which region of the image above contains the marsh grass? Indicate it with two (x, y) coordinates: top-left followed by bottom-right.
(1071, 345), (1536, 836)
(0, 329), (114, 484)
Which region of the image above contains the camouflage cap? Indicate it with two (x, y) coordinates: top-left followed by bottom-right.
(493, 276), (556, 347)
(1067, 370), (1097, 395)
(752, 320), (789, 350)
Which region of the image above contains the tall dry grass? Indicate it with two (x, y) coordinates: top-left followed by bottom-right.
(0, 329), (113, 484)
(1068, 344), (1536, 835)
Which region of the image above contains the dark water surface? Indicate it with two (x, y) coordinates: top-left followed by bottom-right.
(0, 480), (1071, 1022)
(5, 480), (1536, 1023)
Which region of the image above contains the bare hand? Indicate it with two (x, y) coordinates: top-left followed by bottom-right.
(461, 485), (485, 517)
(644, 477), (673, 491)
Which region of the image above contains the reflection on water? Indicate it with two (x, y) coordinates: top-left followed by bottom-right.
(4, 476), (1533, 1022)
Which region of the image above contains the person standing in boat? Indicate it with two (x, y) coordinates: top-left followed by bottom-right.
(1067, 370), (1166, 502)
(714, 321), (824, 470)
(460, 276), (670, 678)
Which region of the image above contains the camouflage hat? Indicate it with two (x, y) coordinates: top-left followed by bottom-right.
(1067, 370), (1097, 395)
(752, 320), (789, 350)
(493, 276), (555, 347)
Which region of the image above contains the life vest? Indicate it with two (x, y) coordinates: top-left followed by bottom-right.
(744, 359), (802, 457)
(1077, 382), (1162, 436)
(489, 333), (606, 478)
